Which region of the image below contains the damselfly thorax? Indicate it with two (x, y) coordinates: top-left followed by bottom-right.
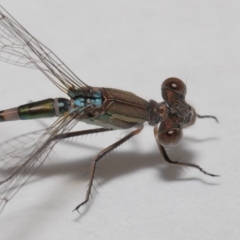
(0, 6), (218, 213)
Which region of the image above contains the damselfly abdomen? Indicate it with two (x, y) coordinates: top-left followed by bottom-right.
(0, 6), (218, 213)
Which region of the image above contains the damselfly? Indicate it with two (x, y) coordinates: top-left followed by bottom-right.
(0, 6), (218, 213)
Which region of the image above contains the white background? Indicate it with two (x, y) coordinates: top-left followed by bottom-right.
(0, 1), (239, 240)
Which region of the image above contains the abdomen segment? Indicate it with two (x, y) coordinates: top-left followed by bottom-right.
(0, 98), (70, 122)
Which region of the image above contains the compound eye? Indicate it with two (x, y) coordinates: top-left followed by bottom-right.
(157, 129), (183, 147)
(162, 77), (187, 97)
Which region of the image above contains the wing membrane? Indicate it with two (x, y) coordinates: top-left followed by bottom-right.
(0, 6), (89, 93)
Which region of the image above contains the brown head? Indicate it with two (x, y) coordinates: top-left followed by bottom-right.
(154, 77), (196, 147)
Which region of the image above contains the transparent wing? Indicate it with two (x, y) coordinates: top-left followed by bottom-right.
(0, 6), (90, 94)
(0, 107), (88, 212)
(0, 128), (55, 212)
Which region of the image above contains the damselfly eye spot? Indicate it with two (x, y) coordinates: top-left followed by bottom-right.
(162, 77), (187, 96)
(157, 128), (183, 147)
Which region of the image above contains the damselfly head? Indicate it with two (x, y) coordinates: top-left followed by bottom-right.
(154, 77), (196, 147)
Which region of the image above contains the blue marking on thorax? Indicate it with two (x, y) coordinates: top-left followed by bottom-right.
(74, 96), (102, 108)
(94, 99), (102, 106)
(74, 98), (85, 107)
(69, 89), (103, 108)
(92, 91), (102, 98)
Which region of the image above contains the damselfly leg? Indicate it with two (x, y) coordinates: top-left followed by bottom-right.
(154, 114), (219, 177)
(73, 125), (143, 212)
(158, 145), (218, 177)
(52, 128), (114, 141)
